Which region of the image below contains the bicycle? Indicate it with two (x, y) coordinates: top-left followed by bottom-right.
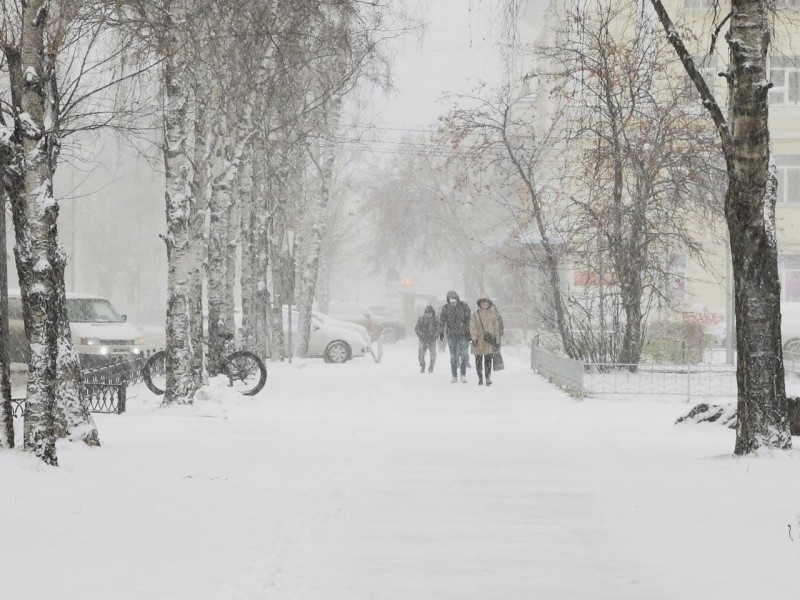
(142, 332), (267, 396)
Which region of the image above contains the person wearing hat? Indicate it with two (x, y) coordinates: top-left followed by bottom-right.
(415, 305), (441, 373)
(440, 290), (472, 382)
(469, 297), (503, 386)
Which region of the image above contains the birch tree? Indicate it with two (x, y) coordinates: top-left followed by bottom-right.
(0, 0), (106, 463)
(159, 0), (197, 405)
(647, 0), (790, 453)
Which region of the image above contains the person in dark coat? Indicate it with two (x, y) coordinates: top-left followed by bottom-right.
(440, 290), (472, 382)
(470, 297), (503, 386)
(415, 305), (441, 373)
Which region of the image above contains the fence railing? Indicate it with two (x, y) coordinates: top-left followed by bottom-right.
(530, 344), (584, 395)
(9, 350), (161, 417)
(531, 340), (738, 401)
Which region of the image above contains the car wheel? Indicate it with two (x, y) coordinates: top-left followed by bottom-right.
(379, 327), (397, 344)
(784, 338), (800, 354)
(325, 341), (350, 364)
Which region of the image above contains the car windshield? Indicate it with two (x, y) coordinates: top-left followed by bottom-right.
(66, 298), (124, 323)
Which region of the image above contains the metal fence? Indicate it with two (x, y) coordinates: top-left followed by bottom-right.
(530, 344), (584, 395)
(582, 363), (737, 400)
(531, 340), (738, 401)
(9, 351), (160, 418)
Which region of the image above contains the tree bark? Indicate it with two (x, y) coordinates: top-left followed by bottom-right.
(206, 113), (234, 376)
(14, 1), (60, 464)
(188, 59), (211, 392)
(248, 142), (272, 360)
(162, 0), (198, 405)
(207, 102), (248, 374)
(0, 193), (13, 449)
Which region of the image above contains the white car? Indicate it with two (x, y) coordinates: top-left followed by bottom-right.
(284, 310), (369, 363)
(782, 302), (800, 353)
(312, 311), (371, 345)
(7, 290), (144, 367)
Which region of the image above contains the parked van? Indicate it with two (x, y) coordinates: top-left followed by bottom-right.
(7, 290), (144, 367)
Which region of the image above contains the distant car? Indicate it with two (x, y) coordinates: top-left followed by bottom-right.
(324, 301), (406, 343)
(313, 311), (371, 346)
(782, 302), (800, 353)
(284, 310), (369, 363)
(7, 290), (145, 368)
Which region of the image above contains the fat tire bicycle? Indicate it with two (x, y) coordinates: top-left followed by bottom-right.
(142, 336), (267, 396)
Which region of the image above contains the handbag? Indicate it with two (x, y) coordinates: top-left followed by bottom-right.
(492, 348), (505, 371)
(477, 311), (499, 351)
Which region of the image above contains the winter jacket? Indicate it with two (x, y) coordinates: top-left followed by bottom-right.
(469, 298), (503, 355)
(440, 291), (471, 338)
(415, 306), (441, 342)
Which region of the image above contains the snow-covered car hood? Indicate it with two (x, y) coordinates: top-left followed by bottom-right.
(70, 321), (142, 341)
(313, 312), (370, 343)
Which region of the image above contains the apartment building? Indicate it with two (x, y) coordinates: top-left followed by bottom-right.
(506, 0), (800, 344)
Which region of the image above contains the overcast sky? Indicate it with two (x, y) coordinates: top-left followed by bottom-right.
(375, 0), (509, 131)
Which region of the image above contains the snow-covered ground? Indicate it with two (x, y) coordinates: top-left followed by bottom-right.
(3, 340), (800, 599)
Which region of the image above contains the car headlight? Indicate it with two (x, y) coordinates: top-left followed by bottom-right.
(79, 337), (102, 346)
(134, 337), (144, 345)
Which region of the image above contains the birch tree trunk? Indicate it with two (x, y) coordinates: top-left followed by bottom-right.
(650, 0), (791, 453)
(0, 193), (13, 449)
(206, 105), (238, 375)
(725, 2), (789, 453)
(240, 152), (257, 353)
(162, 0), (198, 405)
(225, 175), (239, 340)
(14, 2), (60, 464)
(246, 142), (272, 360)
(268, 225), (287, 360)
(8, 1), (99, 461)
(53, 254), (99, 446)
(188, 60), (211, 391)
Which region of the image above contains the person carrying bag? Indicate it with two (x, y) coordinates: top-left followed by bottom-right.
(469, 297), (504, 386)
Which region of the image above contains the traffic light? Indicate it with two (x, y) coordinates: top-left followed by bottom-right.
(402, 277), (413, 288)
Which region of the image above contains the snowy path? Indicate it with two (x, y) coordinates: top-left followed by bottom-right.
(3, 340), (800, 599)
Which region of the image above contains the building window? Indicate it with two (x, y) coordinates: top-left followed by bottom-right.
(668, 255), (687, 304)
(769, 57), (800, 106)
(781, 256), (800, 301)
(776, 156), (800, 204)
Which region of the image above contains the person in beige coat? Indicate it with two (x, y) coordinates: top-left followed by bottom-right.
(469, 298), (503, 386)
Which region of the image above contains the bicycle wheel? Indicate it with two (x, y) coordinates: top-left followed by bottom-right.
(223, 350), (267, 396)
(143, 350), (167, 395)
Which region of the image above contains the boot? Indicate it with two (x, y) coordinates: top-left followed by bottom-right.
(478, 373), (484, 386)
(485, 372), (492, 386)
(420, 365), (425, 373)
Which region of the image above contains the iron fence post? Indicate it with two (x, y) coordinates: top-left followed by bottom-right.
(687, 363), (692, 403)
(117, 384), (127, 414)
